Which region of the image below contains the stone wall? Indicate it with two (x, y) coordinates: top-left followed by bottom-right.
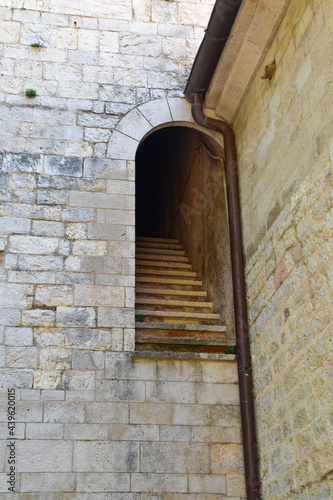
(0, 0), (247, 497)
(233, 0), (333, 497)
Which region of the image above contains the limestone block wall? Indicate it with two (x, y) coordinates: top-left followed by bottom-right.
(233, 0), (333, 497)
(0, 0), (247, 497)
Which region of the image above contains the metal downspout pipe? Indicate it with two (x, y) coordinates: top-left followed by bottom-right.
(184, 1), (260, 496)
(190, 94), (261, 500)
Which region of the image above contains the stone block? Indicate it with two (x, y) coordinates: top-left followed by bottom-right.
(56, 306), (96, 327)
(64, 423), (108, 440)
(0, 216), (31, 234)
(73, 441), (139, 472)
(131, 473), (187, 493)
(96, 379), (145, 402)
(146, 381), (196, 404)
(202, 361), (238, 384)
(2, 401), (42, 422)
(130, 402), (172, 425)
(156, 359), (202, 382)
(18, 255), (64, 271)
(191, 425), (241, 444)
(0, 422), (25, 439)
(32, 220), (65, 237)
(105, 353), (157, 380)
(159, 425), (191, 443)
(188, 474), (227, 494)
(37, 189), (69, 205)
(5, 327), (33, 346)
(84, 127), (112, 142)
(35, 286), (73, 307)
(0, 283), (33, 309)
(9, 235), (58, 255)
(17, 440), (73, 472)
(62, 208), (96, 222)
(84, 158), (127, 180)
(76, 472), (130, 492)
(22, 309), (55, 327)
(211, 405), (241, 427)
(103, 257), (122, 274)
(20, 473), (75, 493)
(62, 370), (95, 391)
(26, 423), (64, 440)
(0, 309), (21, 327)
(172, 404), (210, 426)
(107, 131), (139, 161)
(86, 402), (129, 424)
(2, 152), (42, 173)
(6, 347), (39, 369)
(40, 389), (65, 401)
(211, 444), (245, 474)
(72, 350), (104, 370)
(8, 270), (56, 284)
(108, 423), (159, 441)
(44, 402), (85, 423)
(72, 240), (107, 256)
(196, 383), (240, 405)
(167, 97), (194, 123)
(141, 442), (210, 473)
(33, 371), (62, 390)
(74, 284), (124, 307)
(138, 97), (172, 127)
(70, 191), (126, 209)
(39, 347), (71, 370)
(98, 307), (134, 328)
(106, 180), (135, 195)
(65, 328), (111, 350)
(34, 328), (65, 347)
(87, 223), (126, 240)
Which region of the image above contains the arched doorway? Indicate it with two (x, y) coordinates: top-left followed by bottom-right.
(107, 98), (235, 351)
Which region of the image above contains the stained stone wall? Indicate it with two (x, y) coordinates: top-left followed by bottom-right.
(0, 0), (246, 497)
(232, 0), (333, 498)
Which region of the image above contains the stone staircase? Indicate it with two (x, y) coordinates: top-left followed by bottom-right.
(135, 237), (235, 357)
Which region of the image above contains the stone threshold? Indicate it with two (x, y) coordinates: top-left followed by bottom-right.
(132, 350), (237, 361)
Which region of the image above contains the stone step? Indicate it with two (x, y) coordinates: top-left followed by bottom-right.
(136, 247), (186, 256)
(136, 236), (179, 244)
(135, 276), (203, 288)
(135, 309), (220, 324)
(136, 287), (207, 299)
(136, 253), (189, 263)
(135, 241), (183, 250)
(135, 322), (227, 337)
(136, 269), (198, 278)
(135, 297), (213, 310)
(136, 259), (192, 269)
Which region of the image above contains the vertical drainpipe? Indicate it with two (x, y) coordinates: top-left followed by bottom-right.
(190, 94), (261, 500)
(184, 1), (261, 496)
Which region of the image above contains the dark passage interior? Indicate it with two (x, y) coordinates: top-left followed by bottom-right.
(136, 127), (201, 238)
(135, 125), (235, 335)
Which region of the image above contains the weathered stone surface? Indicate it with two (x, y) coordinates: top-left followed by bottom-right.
(9, 235), (58, 254)
(2, 152), (42, 173)
(17, 441), (73, 472)
(56, 306), (96, 327)
(141, 442), (210, 473)
(73, 441), (139, 472)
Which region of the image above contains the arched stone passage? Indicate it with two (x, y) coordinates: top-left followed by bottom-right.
(107, 97), (234, 345)
(107, 97), (223, 160)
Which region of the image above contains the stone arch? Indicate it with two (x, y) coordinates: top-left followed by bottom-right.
(107, 97), (223, 160)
